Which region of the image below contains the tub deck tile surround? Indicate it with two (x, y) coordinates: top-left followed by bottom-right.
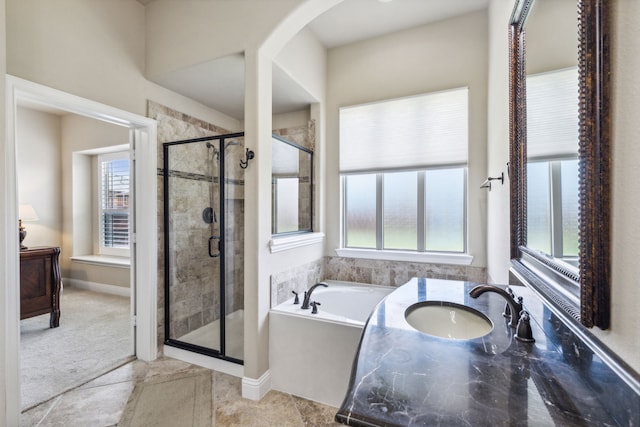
(324, 256), (487, 287)
(271, 258), (324, 306)
(336, 278), (640, 427)
(271, 256), (487, 307)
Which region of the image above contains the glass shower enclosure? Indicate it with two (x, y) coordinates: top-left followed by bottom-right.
(163, 133), (245, 364)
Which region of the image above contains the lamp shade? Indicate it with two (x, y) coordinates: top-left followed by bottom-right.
(19, 204), (39, 222)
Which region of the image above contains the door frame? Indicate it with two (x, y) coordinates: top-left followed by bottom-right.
(2, 75), (158, 423)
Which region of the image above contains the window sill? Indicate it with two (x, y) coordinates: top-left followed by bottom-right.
(335, 248), (473, 265)
(269, 232), (325, 253)
(70, 255), (130, 268)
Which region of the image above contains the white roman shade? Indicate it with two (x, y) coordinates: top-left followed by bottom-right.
(339, 87), (469, 173)
(527, 67), (579, 159)
(272, 137), (299, 177)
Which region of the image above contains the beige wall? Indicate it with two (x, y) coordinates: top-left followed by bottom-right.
(274, 27), (326, 102)
(16, 107), (63, 249)
(603, 0), (640, 373)
(0, 0), (8, 421)
(6, 0), (238, 130)
(486, 0), (640, 374)
(486, 1), (513, 284)
(66, 262), (130, 289)
(6, 0), (146, 116)
(325, 10), (489, 267)
(272, 110), (310, 130)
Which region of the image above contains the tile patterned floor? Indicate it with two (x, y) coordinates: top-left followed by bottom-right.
(21, 357), (343, 427)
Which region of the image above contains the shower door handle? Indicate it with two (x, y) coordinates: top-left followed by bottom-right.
(208, 236), (221, 258)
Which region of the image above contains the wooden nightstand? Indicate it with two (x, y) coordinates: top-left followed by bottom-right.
(20, 246), (61, 328)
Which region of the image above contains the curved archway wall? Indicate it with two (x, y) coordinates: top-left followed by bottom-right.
(241, 0), (343, 397)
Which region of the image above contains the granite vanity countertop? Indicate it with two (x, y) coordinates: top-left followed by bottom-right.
(335, 278), (635, 427)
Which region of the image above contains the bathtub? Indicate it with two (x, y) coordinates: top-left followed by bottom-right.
(269, 280), (393, 407)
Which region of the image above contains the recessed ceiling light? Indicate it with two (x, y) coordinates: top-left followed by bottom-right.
(378, 0), (393, 3)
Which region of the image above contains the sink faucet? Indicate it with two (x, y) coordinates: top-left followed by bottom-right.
(301, 282), (328, 309)
(469, 285), (523, 328)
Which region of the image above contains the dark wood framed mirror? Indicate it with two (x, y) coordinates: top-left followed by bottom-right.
(509, 0), (610, 328)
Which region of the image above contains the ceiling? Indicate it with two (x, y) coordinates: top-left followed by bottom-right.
(151, 0), (489, 121)
(151, 54), (318, 120)
(134, 0), (492, 121)
(307, 0), (489, 48)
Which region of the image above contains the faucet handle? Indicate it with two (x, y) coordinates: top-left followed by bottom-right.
(503, 288), (515, 318)
(292, 291), (299, 305)
(503, 302), (511, 319)
(311, 301), (321, 314)
(516, 296), (524, 316)
(515, 310), (535, 343)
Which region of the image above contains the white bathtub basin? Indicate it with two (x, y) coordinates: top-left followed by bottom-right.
(270, 280), (393, 407)
(405, 301), (493, 340)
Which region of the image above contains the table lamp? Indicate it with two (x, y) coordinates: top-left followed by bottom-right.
(19, 204), (39, 250)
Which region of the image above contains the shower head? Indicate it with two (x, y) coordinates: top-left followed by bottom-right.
(225, 140), (241, 150)
(206, 142), (220, 159)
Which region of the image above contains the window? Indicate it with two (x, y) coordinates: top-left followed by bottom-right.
(526, 68), (579, 264)
(527, 159), (579, 261)
(344, 168), (466, 253)
(273, 177), (299, 233)
(98, 151), (130, 256)
(340, 88), (468, 255)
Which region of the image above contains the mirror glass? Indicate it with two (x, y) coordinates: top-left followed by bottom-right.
(271, 134), (313, 235)
(525, 0), (579, 271)
(509, 0), (611, 328)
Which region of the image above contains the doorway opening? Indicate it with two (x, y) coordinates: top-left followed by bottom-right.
(3, 76), (157, 422)
(16, 109), (137, 409)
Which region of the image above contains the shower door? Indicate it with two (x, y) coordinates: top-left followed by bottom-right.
(163, 133), (245, 364)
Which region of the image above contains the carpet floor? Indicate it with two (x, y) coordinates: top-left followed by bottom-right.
(20, 286), (133, 411)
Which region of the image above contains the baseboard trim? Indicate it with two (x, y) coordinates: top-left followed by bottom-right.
(242, 370), (271, 401)
(64, 278), (131, 297)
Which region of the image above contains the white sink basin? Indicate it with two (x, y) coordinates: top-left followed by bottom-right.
(405, 301), (493, 340)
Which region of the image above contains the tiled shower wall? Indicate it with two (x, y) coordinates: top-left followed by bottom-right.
(271, 256), (488, 306)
